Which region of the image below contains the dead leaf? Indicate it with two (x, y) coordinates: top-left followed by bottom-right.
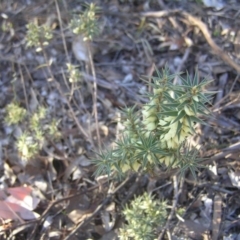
(0, 201), (22, 221)
(101, 202), (116, 232)
(68, 209), (92, 224)
(72, 35), (90, 62)
(4, 201), (39, 220)
(228, 170), (240, 188)
(7, 186), (40, 211)
(29, 88), (39, 112)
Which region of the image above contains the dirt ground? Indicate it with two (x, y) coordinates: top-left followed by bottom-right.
(1, 0), (240, 239)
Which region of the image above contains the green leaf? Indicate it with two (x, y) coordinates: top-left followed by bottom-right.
(188, 115), (207, 125)
(161, 111), (179, 117)
(172, 110), (185, 124)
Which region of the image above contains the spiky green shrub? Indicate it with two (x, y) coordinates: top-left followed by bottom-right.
(93, 67), (213, 178)
(119, 192), (168, 240)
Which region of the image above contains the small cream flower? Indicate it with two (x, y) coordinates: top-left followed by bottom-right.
(146, 122), (157, 131)
(162, 155), (175, 166)
(132, 161), (141, 171)
(184, 105), (195, 116)
(170, 138), (179, 149)
(147, 116), (157, 123)
(153, 88), (163, 95)
(163, 122), (178, 141)
(121, 164), (131, 173)
(193, 95), (199, 102)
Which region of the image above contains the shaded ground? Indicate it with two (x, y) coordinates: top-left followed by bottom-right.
(1, 0), (240, 239)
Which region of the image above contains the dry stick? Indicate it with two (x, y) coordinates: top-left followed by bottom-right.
(54, 7), (89, 119)
(121, 173), (141, 206)
(185, 179), (233, 194)
(87, 43), (101, 148)
(158, 175), (182, 240)
(40, 44), (91, 143)
(27, 184), (100, 240)
(181, 11), (240, 73)
(54, 2), (89, 120)
(142, 10), (240, 74)
(57, 25), (89, 116)
(55, 77), (91, 143)
(173, 47), (191, 85)
(61, 68), (88, 116)
(212, 74), (240, 112)
(64, 176), (131, 240)
(54, 0), (70, 63)
(28, 175), (125, 239)
(18, 64), (29, 111)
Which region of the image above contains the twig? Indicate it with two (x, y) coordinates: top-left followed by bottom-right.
(181, 11), (240, 73)
(212, 74), (240, 112)
(142, 10), (240, 73)
(55, 78), (91, 143)
(27, 182), (105, 240)
(18, 64), (29, 112)
(37, 44), (92, 145)
(64, 176), (131, 240)
(27, 194), (87, 239)
(54, 0), (70, 63)
(185, 179), (234, 194)
(87, 43), (101, 149)
(158, 174), (182, 240)
(121, 173), (141, 206)
(173, 47), (191, 85)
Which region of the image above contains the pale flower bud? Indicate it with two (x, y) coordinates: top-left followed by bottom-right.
(153, 88), (163, 95)
(121, 164), (131, 173)
(142, 108), (149, 117)
(132, 161), (141, 171)
(146, 116), (157, 123)
(163, 155), (174, 166)
(146, 122), (157, 131)
(184, 105), (195, 116)
(193, 95), (199, 102)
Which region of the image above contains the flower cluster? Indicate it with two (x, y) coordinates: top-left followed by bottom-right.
(66, 63), (82, 83)
(5, 105), (61, 162)
(69, 3), (100, 41)
(26, 22), (53, 52)
(5, 102), (26, 124)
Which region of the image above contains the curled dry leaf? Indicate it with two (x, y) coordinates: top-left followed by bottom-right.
(68, 209), (92, 224)
(72, 35), (90, 63)
(228, 170), (240, 188)
(5, 201), (39, 220)
(29, 88), (39, 112)
(0, 201), (23, 221)
(101, 202), (116, 232)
